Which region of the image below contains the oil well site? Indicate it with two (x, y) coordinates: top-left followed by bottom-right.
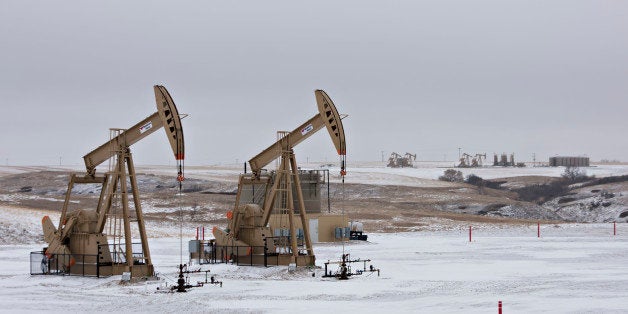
(2, 1), (628, 313)
(1, 85), (627, 312)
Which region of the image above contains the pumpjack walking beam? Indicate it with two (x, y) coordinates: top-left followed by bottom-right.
(248, 90), (346, 178)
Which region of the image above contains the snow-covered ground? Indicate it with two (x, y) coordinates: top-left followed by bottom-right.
(138, 162), (628, 187)
(334, 162), (628, 186)
(2, 163), (628, 312)
(0, 207), (57, 245)
(3, 162), (627, 187)
(1, 223), (628, 313)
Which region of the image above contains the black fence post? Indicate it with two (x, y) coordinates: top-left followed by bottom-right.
(263, 237), (268, 267)
(212, 243), (216, 264)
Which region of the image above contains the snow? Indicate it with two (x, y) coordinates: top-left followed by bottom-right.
(138, 162), (628, 188)
(2, 219), (628, 312)
(543, 183), (628, 223)
(329, 162), (628, 186)
(0, 205), (58, 245)
(3, 163), (627, 188)
(173, 161), (628, 187)
(0, 165), (86, 176)
(2, 163), (628, 312)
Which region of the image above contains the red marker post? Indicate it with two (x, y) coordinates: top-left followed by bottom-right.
(498, 300), (502, 314)
(537, 222), (540, 238)
(469, 226), (472, 242)
(614, 222), (616, 236)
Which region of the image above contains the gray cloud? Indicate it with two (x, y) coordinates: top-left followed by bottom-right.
(2, 0), (626, 166)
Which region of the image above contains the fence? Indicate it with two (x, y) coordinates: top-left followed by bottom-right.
(30, 251), (101, 277)
(30, 242), (147, 277)
(191, 236), (309, 267)
(192, 243), (268, 266)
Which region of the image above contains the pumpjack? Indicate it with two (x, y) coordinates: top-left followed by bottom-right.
(40, 85), (185, 278)
(213, 90), (346, 266)
(387, 152), (416, 168)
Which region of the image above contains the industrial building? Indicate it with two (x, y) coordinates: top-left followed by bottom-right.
(549, 156), (590, 167)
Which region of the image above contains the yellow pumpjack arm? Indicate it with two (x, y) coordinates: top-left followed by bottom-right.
(248, 90), (346, 178)
(82, 85), (185, 176)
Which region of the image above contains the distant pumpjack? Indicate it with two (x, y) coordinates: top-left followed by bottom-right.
(387, 152), (415, 168)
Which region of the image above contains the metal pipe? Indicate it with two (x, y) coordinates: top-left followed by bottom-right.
(327, 170), (331, 213)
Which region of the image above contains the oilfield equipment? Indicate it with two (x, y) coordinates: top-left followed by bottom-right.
(155, 264), (222, 293)
(457, 153), (486, 168)
(549, 156), (590, 167)
(493, 153), (516, 167)
(387, 152), (416, 168)
(212, 90), (346, 267)
(405, 152), (417, 163)
(32, 85), (185, 278)
(322, 253), (380, 280)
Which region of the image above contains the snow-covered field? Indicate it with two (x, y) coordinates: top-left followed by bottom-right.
(172, 162), (628, 187)
(4, 162), (627, 188)
(1, 222), (628, 313)
(2, 163), (628, 312)
(336, 162), (628, 186)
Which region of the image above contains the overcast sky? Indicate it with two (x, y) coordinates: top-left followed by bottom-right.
(1, 0), (626, 167)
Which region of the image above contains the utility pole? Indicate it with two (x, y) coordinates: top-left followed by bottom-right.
(59, 156), (62, 166)
(458, 147), (462, 160)
(532, 153), (536, 167)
